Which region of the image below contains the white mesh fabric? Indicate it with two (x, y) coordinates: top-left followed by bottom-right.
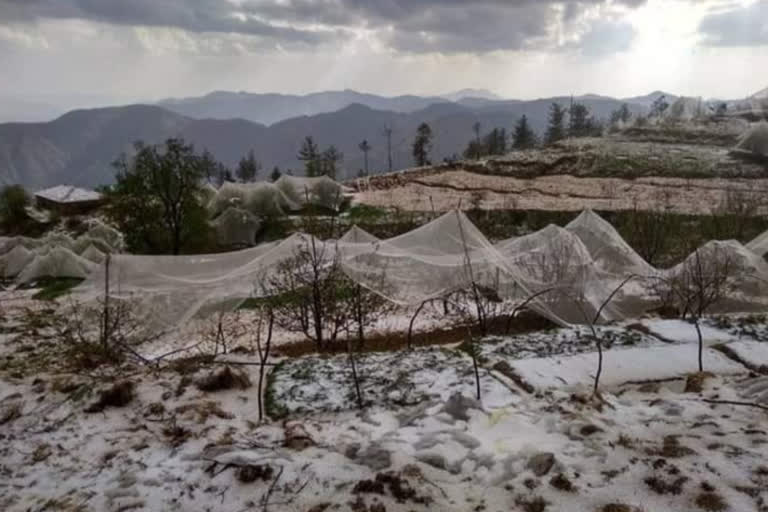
(566, 209), (655, 276)
(0, 245), (35, 278)
(213, 207), (261, 248)
(735, 122), (768, 158)
(69, 209), (768, 333)
(17, 247), (96, 283)
(81, 244), (106, 264)
(274, 175), (345, 210)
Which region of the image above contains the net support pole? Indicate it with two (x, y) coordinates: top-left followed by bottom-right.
(102, 252), (111, 348)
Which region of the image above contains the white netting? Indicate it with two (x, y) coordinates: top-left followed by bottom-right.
(662, 96), (706, 122)
(81, 244), (106, 264)
(69, 210), (768, 333)
(212, 207), (262, 248)
(734, 122), (768, 158)
(274, 175), (345, 210)
(0, 221), (123, 281)
(17, 247), (97, 283)
(565, 210), (655, 276)
(211, 182), (298, 218)
(0, 245), (35, 279)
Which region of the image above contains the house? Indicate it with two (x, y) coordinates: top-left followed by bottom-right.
(34, 185), (105, 215)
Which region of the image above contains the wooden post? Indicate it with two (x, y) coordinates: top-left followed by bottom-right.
(102, 252), (111, 349)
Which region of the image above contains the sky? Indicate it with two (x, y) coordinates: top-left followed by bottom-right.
(0, 0), (766, 121)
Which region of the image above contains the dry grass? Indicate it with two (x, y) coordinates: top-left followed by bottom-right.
(644, 475), (689, 495)
(195, 366), (251, 392)
(685, 372), (715, 393)
(549, 473), (576, 493)
(84, 381), (135, 413)
(695, 491), (728, 511)
(277, 312), (553, 357)
(517, 496), (549, 512)
(175, 401), (234, 423)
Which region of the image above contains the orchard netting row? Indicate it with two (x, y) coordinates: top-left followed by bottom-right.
(0, 219), (124, 283)
(68, 209), (768, 334)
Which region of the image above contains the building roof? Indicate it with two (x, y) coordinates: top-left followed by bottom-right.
(34, 185), (102, 204)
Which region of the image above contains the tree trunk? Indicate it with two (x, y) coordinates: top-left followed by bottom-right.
(470, 337), (481, 401)
(594, 336), (603, 395)
(694, 319), (704, 372)
(407, 301), (428, 350)
(347, 338), (363, 409)
(102, 253), (111, 349)
(257, 309), (274, 422)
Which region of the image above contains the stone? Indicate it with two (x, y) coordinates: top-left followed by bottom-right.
(441, 393), (481, 422)
(357, 444), (392, 471)
(416, 452), (447, 471)
(527, 452), (556, 476)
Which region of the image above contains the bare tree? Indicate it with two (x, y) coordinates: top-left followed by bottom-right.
(651, 244), (739, 372)
(573, 275), (636, 394)
(621, 193), (680, 267)
(267, 236), (346, 351)
(708, 187), (763, 241)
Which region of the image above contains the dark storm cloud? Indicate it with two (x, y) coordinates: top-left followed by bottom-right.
(698, 1), (768, 47)
(0, 0), (648, 53)
(0, 0), (344, 45)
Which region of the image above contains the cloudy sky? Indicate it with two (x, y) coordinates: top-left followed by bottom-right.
(0, 0), (766, 120)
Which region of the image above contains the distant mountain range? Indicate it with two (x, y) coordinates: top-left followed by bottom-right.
(158, 89), (452, 126)
(0, 92), (651, 189)
(1, 85), (763, 190)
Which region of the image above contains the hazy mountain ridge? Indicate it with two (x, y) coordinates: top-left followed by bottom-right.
(158, 89), (451, 126)
(0, 94), (651, 189)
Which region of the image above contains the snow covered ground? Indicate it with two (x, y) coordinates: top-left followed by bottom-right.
(2, 296), (768, 511)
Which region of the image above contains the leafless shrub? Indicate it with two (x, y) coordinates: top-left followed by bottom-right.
(621, 192), (680, 267)
(266, 235), (347, 351)
(650, 244), (740, 371)
(54, 296), (159, 369)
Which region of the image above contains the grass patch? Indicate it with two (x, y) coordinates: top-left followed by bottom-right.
(29, 277), (83, 301)
(84, 381), (135, 413)
(195, 366), (251, 392)
(265, 360), (289, 420)
(695, 492), (727, 511)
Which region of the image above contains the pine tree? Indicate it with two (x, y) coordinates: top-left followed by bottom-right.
(321, 145), (343, 180)
(569, 103), (591, 138)
(609, 103), (632, 131)
(545, 103), (566, 144)
(412, 122), (433, 166)
(512, 116), (538, 149)
(270, 166), (282, 182)
(484, 128), (507, 155)
(472, 121), (482, 159)
(298, 136), (321, 177)
(650, 95), (669, 118)
(236, 149), (260, 182)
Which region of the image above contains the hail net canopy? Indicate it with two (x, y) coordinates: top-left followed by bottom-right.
(69, 209), (768, 334)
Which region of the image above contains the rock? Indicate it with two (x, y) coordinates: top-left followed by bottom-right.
(344, 443), (361, 460)
(112, 498), (145, 512)
(357, 444), (392, 471)
(452, 432), (481, 450)
(580, 424), (603, 436)
(441, 393), (480, 422)
(283, 422), (315, 450)
(0, 400), (22, 426)
(416, 452), (447, 470)
(665, 407), (684, 417)
(527, 452), (556, 476)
